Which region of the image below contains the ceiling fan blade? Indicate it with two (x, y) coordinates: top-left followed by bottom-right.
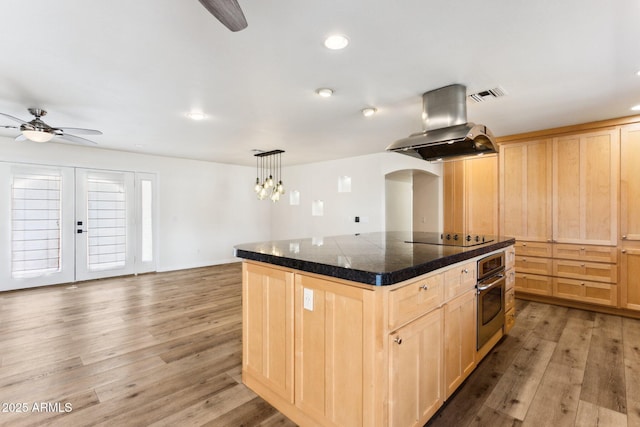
(56, 133), (98, 145)
(14, 134), (27, 142)
(54, 127), (103, 135)
(198, 0), (247, 32)
(0, 112), (27, 124)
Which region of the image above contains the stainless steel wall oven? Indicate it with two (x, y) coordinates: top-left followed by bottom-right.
(477, 252), (505, 350)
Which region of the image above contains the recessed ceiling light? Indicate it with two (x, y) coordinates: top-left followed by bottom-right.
(632, 104), (640, 111)
(636, 70), (640, 76)
(324, 35), (349, 50)
(316, 88), (334, 98)
(362, 107), (377, 117)
(186, 111), (206, 121)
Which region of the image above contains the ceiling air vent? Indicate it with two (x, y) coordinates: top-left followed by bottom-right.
(468, 86), (508, 103)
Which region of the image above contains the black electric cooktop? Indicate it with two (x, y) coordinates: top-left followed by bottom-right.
(405, 232), (495, 247)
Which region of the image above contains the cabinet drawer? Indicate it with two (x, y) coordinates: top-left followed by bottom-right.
(553, 277), (618, 307)
(389, 273), (444, 329)
(444, 261), (476, 300)
(505, 287), (515, 312)
(552, 259), (617, 283)
(504, 308), (516, 334)
(553, 243), (617, 263)
(515, 256), (552, 275)
(515, 273), (552, 296)
(515, 241), (552, 257)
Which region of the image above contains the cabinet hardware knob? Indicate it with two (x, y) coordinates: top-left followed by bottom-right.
(523, 243), (527, 246)
(394, 337), (403, 345)
(581, 283), (585, 286)
(462, 269), (469, 274)
(420, 284), (429, 291)
(580, 247), (585, 250)
(622, 249), (627, 254)
(622, 235), (627, 240)
(581, 264), (585, 267)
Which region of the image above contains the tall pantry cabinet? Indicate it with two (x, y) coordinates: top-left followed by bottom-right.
(620, 124), (640, 310)
(499, 127), (622, 310)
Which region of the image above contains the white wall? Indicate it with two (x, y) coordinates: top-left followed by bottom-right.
(270, 152), (442, 239)
(0, 137), (271, 272)
(385, 170), (413, 232)
(413, 171), (442, 232)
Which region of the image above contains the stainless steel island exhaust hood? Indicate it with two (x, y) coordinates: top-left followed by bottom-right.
(387, 84), (498, 161)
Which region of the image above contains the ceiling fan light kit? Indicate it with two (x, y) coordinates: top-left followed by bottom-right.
(0, 108), (102, 145)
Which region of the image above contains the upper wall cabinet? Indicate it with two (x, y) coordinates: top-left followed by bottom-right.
(500, 129), (619, 245)
(499, 139), (553, 242)
(621, 124), (640, 242)
(552, 129), (619, 245)
(443, 156), (498, 236)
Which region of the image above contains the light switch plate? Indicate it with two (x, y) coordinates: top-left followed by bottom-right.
(303, 288), (314, 311)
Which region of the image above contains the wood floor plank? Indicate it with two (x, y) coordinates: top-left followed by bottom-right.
(575, 399), (628, 427)
(521, 316), (594, 427)
(483, 335), (556, 420)
(580, 313), (627, 414)
(623, 316), (640, 427)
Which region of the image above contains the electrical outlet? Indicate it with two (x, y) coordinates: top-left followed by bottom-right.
(303, 288), (314, 311)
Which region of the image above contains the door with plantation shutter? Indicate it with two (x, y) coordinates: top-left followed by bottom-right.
(0, 163), (75, 290)
(0, 163), (156, 290)
(75, 169), (136, 281)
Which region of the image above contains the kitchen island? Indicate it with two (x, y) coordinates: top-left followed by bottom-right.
(235, 231), (515, 427)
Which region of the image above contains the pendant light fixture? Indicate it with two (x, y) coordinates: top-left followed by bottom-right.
(253, 150), (285, 202)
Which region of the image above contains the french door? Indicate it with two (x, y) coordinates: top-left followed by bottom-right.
(0, 163), (156, 291)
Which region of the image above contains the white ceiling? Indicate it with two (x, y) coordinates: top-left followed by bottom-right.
(1, 0), (639, 166)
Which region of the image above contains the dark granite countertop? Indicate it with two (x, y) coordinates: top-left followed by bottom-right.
(234, 231), (515, 286)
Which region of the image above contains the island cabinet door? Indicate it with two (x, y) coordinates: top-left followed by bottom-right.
(389, 307), (444, 427)
(242, 262), (294, 403)
(294, 274), (374, 427)
(443, 289), (477, 399)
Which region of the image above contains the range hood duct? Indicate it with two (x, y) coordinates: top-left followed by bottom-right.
(387, 84), (498, 161)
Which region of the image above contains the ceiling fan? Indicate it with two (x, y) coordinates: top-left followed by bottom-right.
(197, 0), (248, 32)
(0, 108), (102, 145)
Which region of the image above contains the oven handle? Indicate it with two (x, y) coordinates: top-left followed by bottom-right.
(477, 273), (504, 291)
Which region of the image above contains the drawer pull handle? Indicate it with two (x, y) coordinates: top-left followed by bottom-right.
(581, 283), (585, 286)
(462, 269), (469, 274)
(580, 247), (585, 250)
(581, 264), (585, 267)
(622, 249), (627, 254)
(622, 235), (627, 240)
(420, 284), (429, 291)
(394, 336), (403, 345)
(523, 243), (527, 247)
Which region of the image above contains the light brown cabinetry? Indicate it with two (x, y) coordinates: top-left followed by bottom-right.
(242, 249), (513, 426)
(500, 126), (622, 311)
(499, 139), (553, 242)
(443, 289), (476, 399)
(552, 130), (619, 245)
(389, 308), (443, 427)
(621, 124), (640, 242)
(443, 156), (498, 235)
(620, 124), (640, 312)
(294, 274), (373, 427)
(242, 262), (294, 403)
(621, 248), (640, 310)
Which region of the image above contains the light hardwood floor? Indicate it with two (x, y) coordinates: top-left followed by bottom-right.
(0, 264), (638, 426)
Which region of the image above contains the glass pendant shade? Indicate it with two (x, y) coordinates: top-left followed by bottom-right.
(253, 150), (285, 202)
